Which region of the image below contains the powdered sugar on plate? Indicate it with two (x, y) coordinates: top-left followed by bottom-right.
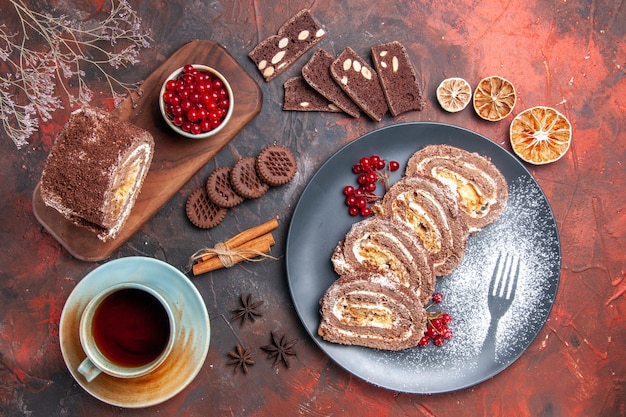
(371, 174), (560, 384)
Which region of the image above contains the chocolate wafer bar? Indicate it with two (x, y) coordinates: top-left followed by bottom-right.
(330, 47), (388, 121)
(302, 49), (361, 118)
(371, 41), (425, 116)
(248, 9), (326, 82)
(283, 77), (342, 112)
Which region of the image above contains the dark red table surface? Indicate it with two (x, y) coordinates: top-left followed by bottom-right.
(1, 0), (625, 416)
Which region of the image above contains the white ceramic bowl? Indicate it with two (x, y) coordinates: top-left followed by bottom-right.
(159, 64), (234, 139)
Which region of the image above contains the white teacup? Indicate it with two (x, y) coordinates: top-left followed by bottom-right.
(78, 282), (176, 382)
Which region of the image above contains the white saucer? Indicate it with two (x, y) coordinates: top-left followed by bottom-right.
(59, 257), (210, 408)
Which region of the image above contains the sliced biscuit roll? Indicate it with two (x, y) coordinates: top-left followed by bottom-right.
(405, 144), (508, 232)
(318, 272), (427, 351)
(331, 216), (434, 304)
(40, 107), (154, 241)
(375, 175), (468, 276)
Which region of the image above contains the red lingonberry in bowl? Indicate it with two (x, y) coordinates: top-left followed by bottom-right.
(159, 64), (234, 139)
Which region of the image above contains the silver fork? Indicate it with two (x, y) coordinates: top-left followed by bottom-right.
(480, 253), (520, 364)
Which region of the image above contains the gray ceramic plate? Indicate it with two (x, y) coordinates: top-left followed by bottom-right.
(286, 122), (560, 393)
(59, 256), (210, 407)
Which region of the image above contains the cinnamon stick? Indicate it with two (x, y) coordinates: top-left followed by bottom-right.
(192, 232), (275, 276)
(199, 217), (279, 263)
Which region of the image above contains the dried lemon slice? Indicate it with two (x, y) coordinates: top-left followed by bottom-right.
(473, 75), (516, 121)
(436, 78), (472, 112)
(510, 106), (572, 165)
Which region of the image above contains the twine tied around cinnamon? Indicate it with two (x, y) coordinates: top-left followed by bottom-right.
(190, 217), (279, 276)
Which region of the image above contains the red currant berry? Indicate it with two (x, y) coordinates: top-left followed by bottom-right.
(195, 82), (207, 94)
(441, 327), (453, 340)
(345, 195), (357, 207)
(181, 121), (193, 132)
(425, 325), (437, 339)
(162, 90), (175, 103)
(183, 64), (194, 73)
(209, 110), (222, 121)
(178, 88), (190, 100)
(376, 159), (386, 170)
(181, 99), (193, 112)
(364, 182), (377, 193)
(352, 164), (362, 174)
(169, 94), (181, 106)
(431, 318), (444, 331)
(357, 173), (368, 185)
(360, 206), (371, 217)
(172, 115), (184, 126)
(418, 336), (430, 347)
(190, 123), (202, 135)
(190, 91), (202, 103)
(348, 206), (360, 216)
(200, 119), (212, 132)
(432, 292), (444, 303)
(365, 171), (378, 184)
(359, 157), (371, 171)
(183, 73), (195, 85)
(204, 99), (217, 110)
(166, 79), (178, 91)
(343, 185), (355, 196)
(353, 188), (365, 197)
(369, 154), (381, 167)
(186, 108), (200, 123)
(389, 160), (400, 171)
(442, 313), (452, 324)
(433, 335), (445, 347)
(355, 196), (367, 209)
(170, 105), (183, 116)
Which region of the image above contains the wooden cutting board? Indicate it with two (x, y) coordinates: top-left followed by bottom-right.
(32, 40), (262, 262)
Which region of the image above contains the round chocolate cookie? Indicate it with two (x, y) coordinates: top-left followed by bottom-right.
(230, 157), (269, 199)
(185, 186), (228, 229)
(206, 166), (245, 208)
(255, 145), (297, 186)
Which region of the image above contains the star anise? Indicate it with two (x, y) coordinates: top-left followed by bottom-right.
(226, 344), (255, 374)
(261, 331), (298, 368)
(232, 293), (264, 325)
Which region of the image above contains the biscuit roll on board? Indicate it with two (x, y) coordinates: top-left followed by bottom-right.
(40, 107), (154, 242)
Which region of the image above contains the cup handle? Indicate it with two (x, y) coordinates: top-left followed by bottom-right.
(78, 357), (101, 382)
